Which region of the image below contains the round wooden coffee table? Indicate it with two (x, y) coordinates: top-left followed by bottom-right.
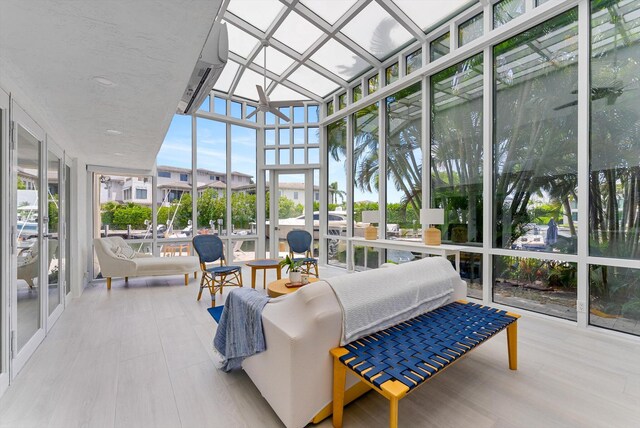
(245, 259), (282, 289)
(267, 277), (319, 298)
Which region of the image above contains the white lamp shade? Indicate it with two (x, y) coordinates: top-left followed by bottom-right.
(361, 210), (379, 224)
(420, 208), (444, 226)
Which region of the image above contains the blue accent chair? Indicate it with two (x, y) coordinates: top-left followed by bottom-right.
(193, 235), (243, 307)
(286, 229), (319, 278)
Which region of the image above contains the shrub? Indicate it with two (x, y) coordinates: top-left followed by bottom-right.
(621, 299), (640, 321)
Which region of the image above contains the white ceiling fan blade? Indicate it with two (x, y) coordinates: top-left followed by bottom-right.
(245, 109), (258, 120)
(269, 106), (290, 122)
(256, 85), (268, 105)
(269, 100), (305, 107)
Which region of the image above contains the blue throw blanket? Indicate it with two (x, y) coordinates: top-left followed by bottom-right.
(213, 288), (270, 372)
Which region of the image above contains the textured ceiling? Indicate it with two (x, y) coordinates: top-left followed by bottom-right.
(0, 0), (222, 168)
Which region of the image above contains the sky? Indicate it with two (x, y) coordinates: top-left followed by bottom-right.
(156, 113), (257, 177)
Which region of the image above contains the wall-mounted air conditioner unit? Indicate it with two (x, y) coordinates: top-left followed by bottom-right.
(177, 22), (228, 115)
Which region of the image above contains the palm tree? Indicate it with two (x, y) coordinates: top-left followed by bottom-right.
(329, 181), (346, 206)
(386, 83), (423, 218)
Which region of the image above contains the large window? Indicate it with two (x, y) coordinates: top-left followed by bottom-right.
(97, 173), (154, 270)
(156, 115), (192, 240)
(431, 54), (483, 245)
(196, 118), (226, 236)
(590, 265), (640, 336)
(385, 83), (422, 240)
(327, 118), (347, 265)
(493, 10), (579, 255)
(589, 0), (640, 261)
(588, 0), (640, 336)
(353, 103), (379, 236)
(313, 0), (640, 337)
(231, 125), (257, 238)
(494, 255), (577, 320)
(493, 10), (579, 320)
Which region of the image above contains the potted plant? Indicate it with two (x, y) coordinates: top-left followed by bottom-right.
(279, 255), (302, 284)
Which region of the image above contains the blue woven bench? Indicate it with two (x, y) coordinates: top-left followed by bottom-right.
(330, 301), (520, 428)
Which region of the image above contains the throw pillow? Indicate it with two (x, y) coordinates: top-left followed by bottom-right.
(119, 244), (136, 259)
(113, 246), (129, 260)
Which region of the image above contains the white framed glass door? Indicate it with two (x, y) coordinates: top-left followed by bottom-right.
(11, 106), (47, 375)
(267, 169), (316, 258)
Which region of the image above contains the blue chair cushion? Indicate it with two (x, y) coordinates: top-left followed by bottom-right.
(207, 265), (241, 275)
(293, 257), (318, 264)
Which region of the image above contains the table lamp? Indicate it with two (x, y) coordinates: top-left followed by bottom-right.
(361, 210), (379, 240)
(421, 208), (444, 246)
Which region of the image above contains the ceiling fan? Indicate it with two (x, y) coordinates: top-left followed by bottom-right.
(554, 79), (639, 111)
(246, 41), (304, 122)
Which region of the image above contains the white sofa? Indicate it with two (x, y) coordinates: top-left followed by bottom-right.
(242, 258), (466, 428)
(93, 237), (199, 289)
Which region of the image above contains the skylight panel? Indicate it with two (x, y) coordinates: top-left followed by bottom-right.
(225, 22), (260, 58)
(310, 39), (370, 80)
(213, 60), (240, 92)
(299, 0), (358, 25)
(226, 0), (284, 32)
(273, 11), (323, 54)
(234, 68), (273, 100)
(268, 84), (309, 101)
(340, 2), (413, 60)
(393, 0), (476, 31)
(253, 47), (295, 75)
(287, 65), (339, 97)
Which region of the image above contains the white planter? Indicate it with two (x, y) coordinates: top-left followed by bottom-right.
(289, 271), (302, 284)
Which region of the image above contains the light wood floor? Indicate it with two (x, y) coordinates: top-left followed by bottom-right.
(1, 266), (640, 428)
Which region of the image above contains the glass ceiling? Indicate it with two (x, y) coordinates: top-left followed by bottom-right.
(219, 0), (479, 102)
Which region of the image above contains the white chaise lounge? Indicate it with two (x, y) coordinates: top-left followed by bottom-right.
(93, 237), (199, 289)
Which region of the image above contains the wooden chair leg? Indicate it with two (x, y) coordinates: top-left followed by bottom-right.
(238, 270), (243, 287)
(507, 320), (518, 370)
(197, 275), (205, 301)
(332, 355), (347, 428)
(184, 273), (189, 286)
(125, 276), (128, 282)
(314, 263), (319, 278)
(194, 271), (197, 279)
(106, 277), (112, 290)
(219, 274), (226, 295)
(389, 397), (399, 428)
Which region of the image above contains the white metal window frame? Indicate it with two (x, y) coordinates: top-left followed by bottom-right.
(317, 0), (640, 333)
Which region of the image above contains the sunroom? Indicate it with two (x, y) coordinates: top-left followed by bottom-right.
(1, 0), (639, 427)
